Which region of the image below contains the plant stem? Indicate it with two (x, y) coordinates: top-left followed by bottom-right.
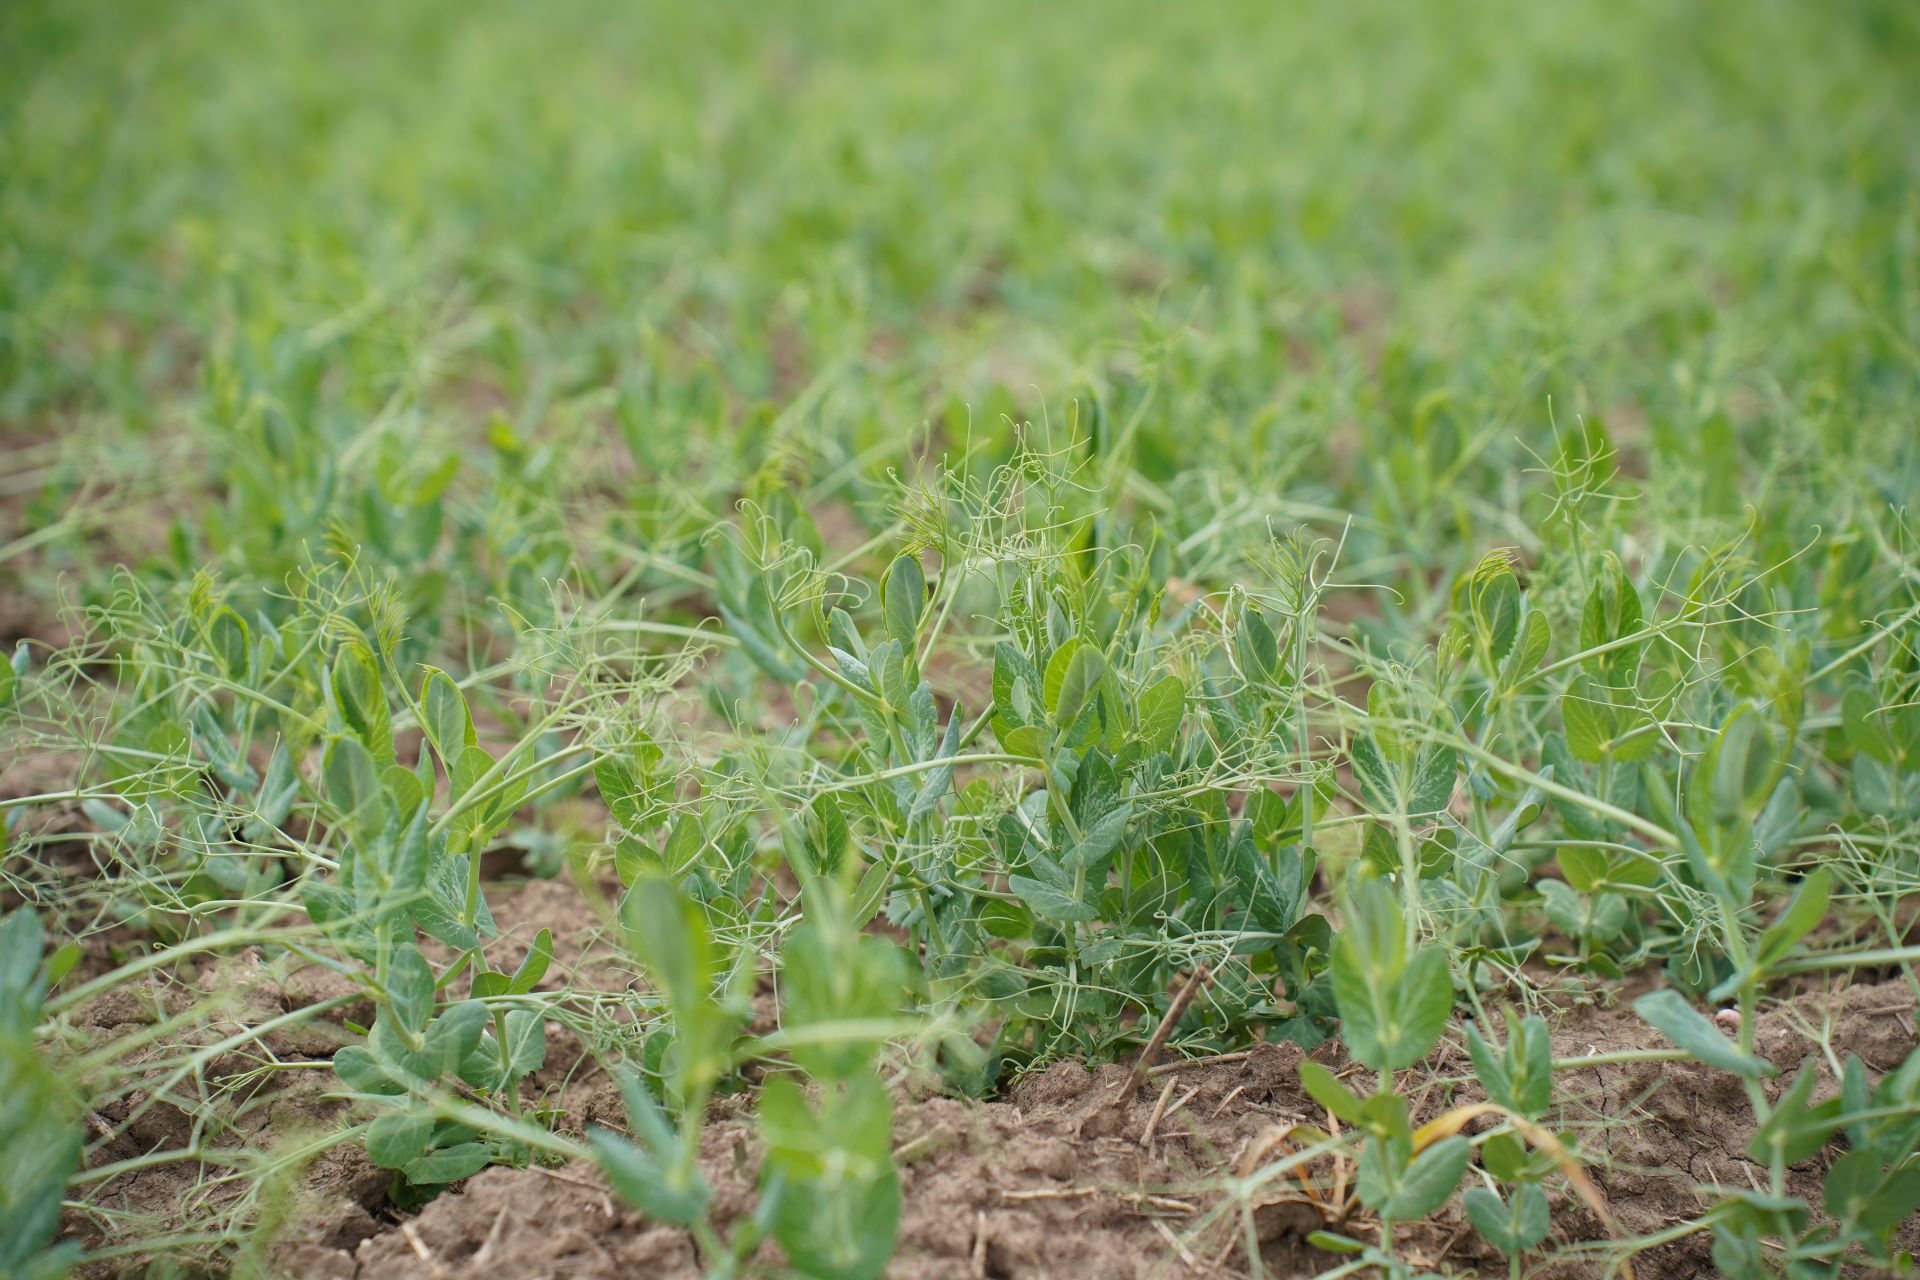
(1775, 944), (1920, 973)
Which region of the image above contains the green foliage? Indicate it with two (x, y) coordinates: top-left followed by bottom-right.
(591, 1071), (711, 1227)
(5, 0), (1920, 1271)
(1330, 879), (1454, 1072)
(1465, 1182), (1550, 1257)
(1465, 1013), (1552, 1119)
(759, 1074), (900, 1280)
(1634, 991), (1771, 1080)
(0, 911), (84, 1280)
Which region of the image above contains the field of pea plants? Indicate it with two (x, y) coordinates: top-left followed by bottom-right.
(4, 2), (1919, 1277)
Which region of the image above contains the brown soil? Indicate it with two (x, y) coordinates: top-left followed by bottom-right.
(1527, 975), (1920, 1279)
(312, 1043), (1363, 1280)
(55, 875), (1920, 1280)
(62, 947), (371, 1272)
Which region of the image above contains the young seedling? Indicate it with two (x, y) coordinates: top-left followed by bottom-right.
(590, 875), (752, 1269)
(592, 852), (910, 1278)
(1633, 846), (1920, 1274)
(1295, 876), (1466, 1278)
(0, 909), (85, 1280)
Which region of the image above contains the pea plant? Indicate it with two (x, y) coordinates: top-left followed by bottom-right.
(1628, 699), (1920, 1275)
(9, 5), (1920, 1277)
(6, 434), (1918, 1280)
(4, 556), (705, 1204)
(589, 862), (912, 1280)
(1, 909), (85, 1280)
(702, 458), (1341, 1082)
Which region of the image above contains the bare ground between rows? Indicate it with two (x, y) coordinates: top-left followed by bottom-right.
(53, 872), (1920, 1278)
(214, 880), (1913, 1280)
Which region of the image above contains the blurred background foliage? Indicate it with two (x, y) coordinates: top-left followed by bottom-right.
(3, 0), (1916, 630)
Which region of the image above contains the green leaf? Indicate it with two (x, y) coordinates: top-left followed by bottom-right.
(477, 926), (555, 999)
(1332, 880), (1453, 1071)
(420, 667), (476, 763)
(1557, 846), (1605, 893)
(1747, 1060), (1841, 1166)
(1464, 1182), (1549, 1254)
(1560, 845), (1659, 895)
(403, 1141), (494, 1184)
(1381, 1134), (1469, 1221)
(597, 747), (667, 838)
(1237, 607), (1280, 682)
(1499, 609), (1552, 690)
(1236, 837), (1305, 930)
(1136, 674), (1185, 751)
(1466, 1015), (1551, 1117)
(1465, 551), (1521, 669)
(1463, 1021), (1514, 1112)
(851, 858), (890, 928)
(386, 945), (436, 1035)
(592, 1072), (710, 1225)
(780, 925), (906, 1078)
(324, 736), (386, 832)
(595, 1127), (707, 1223)
(1330, 879), (1403, 1070)
(1561, 675), (1611, 764)
(384, 765), (425, 826)
(0, 908), (44, 1001)
(1392, 947), (1456, 1067)
(1001, 723), (1049, 762)
(1508, 1015), (1552, 1116)
(1537, 877), (1591, 939)
(365, 1109), (435, 1168)
(1299, 1060), (1364, 1126)
(1608, 710), (1657, 763)
(410, 864), (485, 951)
(503, 1008), (548, 1076)
(809, 794), (852, 873)
(661, 813), (704, 872)
(1480, 1132), (1527, 1181)
(1578, 556), (1644, 675)
(1007, 874), (1097, 922)
(1352, 735), (1455, 814)
(760, 1074), (900, 1280)
(611, 835), (655, 888)
(1841, 686), (1899, 767)
(423, 1000), (491, 1073)
(879, 552), (921, 652)
(1410, 745), (1458, 814)
(882, 555), (926, 653)
(1064, 800), (1132, 871)
(1046, 639), (1106, 731)
(450, 744), (494, 802)
(508, 927), (554, 994)
(1633, 990), (1771, 1078)
(206, 608), (251, 679)
(333, 1045), (403, 1095)
(1306, 1231), (1366, 1255)
(992, 642), (1043, 728)
(1826, 1149), (1920, 1234)
(624, 877), (713, 1013)
(387, 803), (431, 895)
(1695, 704), (1780, 833)
(43, 943), (80, 990)
(332, 642), (394, 762)
(1754, 867), (1829, 971)
(1358, 1091), (1411, 1144)
(907, 705), (963, 824)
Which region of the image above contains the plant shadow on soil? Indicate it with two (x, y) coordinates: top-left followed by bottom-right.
(59, 876), (1920, 1280)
